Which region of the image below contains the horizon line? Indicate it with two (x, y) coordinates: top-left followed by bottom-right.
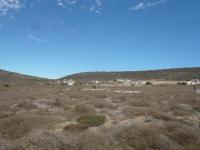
(1, 66), (200, 80)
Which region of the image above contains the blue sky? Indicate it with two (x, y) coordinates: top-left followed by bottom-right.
(0, 0), (200, 79)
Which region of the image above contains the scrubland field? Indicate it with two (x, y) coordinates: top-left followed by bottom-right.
(0, 83), (200, 150)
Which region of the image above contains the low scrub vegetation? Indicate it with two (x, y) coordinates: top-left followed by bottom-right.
(74, 104), (96, 115)
(193, 105), (200, 112)
(63, 123), (89, 132)
(0, 116), (32, 140)
(0, 83), (200, 149)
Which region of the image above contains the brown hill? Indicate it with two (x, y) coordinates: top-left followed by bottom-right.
(0, 69), (49, 83)
(62, 67), (200, 81)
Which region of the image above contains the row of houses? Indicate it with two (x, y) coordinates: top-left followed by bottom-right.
(116, 79), (200, 86)
(186, 79), (200, 85)
(115, 79), (149, 86)
(57, 79), (200, 87)
(57, 79), (76, 86)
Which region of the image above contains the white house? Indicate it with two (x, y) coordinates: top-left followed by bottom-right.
(133, 81), (147, 86)
(116, 79), (136, 86)
(62, 79), (76, 86)
(92, 80), (100, 84)
(187, 79), (200, 85)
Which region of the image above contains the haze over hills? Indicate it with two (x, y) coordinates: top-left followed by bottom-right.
(63, 67), (200, 81)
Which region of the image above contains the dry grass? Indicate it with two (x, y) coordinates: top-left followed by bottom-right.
(0, 116), (32, 140)
(93, 99), (117, 109)
(0, 83), (200, 149)
(63, 123), (89, 132)
(193, 105), (200, 113)
(164, 121), (200, 146)
(123, 106), (146, 118)
(73, 104), (96, 115)
(0, 111), (15, 120)
(116, 125), (176, 150)
(148, 109), (173, 121)
(127, 98), (150, 107)
(16, 100), (37, 110)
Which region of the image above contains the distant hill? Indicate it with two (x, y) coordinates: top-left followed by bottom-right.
(62, 67), (200, 81)
(1, 67), (200, 83)
(0, 69), (49, 83)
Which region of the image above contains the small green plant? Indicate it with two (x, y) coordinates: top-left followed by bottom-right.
(77, 114), (106, 127)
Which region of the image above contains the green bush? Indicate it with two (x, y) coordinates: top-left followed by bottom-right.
(77, 114), (106, 127)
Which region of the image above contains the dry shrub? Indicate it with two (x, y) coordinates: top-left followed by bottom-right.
(17, 100), (37, 110)
(116, 125), (175, 150)
(193, 105), (200, 113)
(4, 84), (10, 88)
(52, 98), (71, 111)
(63, 123), (88, 132)
(0, 102), (10, 112)
(90, 92), (108, 99)
(68, 92), (93, 101)
(127, 98), (149, 107)
(12, 131), (79, 150)
(0, 138), (13, 150)
(0, 116), (31, 140)
(74, 104), (96, 115)
(148, 109), (173, 121)
(118, 95), (127, 102)
(76, 132), (117, 150)
(123, 106), (146, 118)
(164, 121), (200, 146)
(53, 98), (63, 107)
(172, 109), (193, 116)
(12, 131), (119, 150)
(169, 104), (194, 116)
(93, 99), (117, 109)
(0, 111), (15, 120)
(0, 115), (57, 140)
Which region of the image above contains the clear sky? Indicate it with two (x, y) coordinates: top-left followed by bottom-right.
(0, 0), (200, 79)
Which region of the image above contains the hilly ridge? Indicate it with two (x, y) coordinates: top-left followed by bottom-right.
(1, 67), (200, 82)
(0, 69), (49, 82)
(63, 67), (200, 81)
